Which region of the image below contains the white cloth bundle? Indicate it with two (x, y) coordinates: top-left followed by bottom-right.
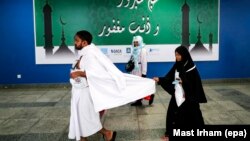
(173, 71), (185, 107)
(70, 77), (88, 89)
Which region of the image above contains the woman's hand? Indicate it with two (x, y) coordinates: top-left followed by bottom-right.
(153, 77), (159, 83)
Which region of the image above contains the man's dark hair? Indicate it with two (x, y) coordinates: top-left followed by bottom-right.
(75, 30), (92, 44)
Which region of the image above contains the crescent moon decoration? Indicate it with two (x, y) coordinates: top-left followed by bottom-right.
(197, 14), (202, 24)
(60, 16), (67, 25)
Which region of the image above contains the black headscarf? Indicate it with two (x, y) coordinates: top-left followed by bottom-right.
(174, 46), (195, 73)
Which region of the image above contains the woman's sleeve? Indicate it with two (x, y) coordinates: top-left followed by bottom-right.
(158, 66), (175, 95)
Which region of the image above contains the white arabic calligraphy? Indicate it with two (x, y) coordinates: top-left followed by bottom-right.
(98, 19), (125, 37)
(148, 0), (158, 12)
(153, 24), (160, 36)
(130, 0), (144, 9)
(128, 16), (159, 36)
(117, 0), (158, 11)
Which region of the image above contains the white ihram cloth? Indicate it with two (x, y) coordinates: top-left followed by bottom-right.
(79, 43), (156, 112)
(68, 71), (102, 139)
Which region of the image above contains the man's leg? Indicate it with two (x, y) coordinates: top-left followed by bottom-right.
(80, 137), (88, 141)
(130, 99), (142, 106)
(99, 128), (116, 141)
(149, 94), (155, 105)
(161, 135), (169, 141)
(99, 110), (106, 119)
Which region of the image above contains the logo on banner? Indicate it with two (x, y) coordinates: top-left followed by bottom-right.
(149, 48), (159, 52)
(110, 49), (122, 56)
(126, 47), (131, 53)
(148, 48), (160, 55)
(101, 48), (108, 54)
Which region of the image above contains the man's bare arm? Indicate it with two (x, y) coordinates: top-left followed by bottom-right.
(70, 71), (86, 79)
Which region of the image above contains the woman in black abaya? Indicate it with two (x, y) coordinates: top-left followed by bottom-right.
(153, 46), (207, 141)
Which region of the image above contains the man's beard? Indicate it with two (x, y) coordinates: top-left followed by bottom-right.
(75, 45), (83, 50)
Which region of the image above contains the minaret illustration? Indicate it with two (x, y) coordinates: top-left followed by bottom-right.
(43, 0), (54, 57)
(190, 15), (209, 54)
(54, 16), (74, 57)
(181, 0), (190, 49)
(209, 32), (213, 53)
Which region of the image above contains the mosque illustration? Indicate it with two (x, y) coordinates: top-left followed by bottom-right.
(181, 0), (213, 55)
(43, 0), (76, 58)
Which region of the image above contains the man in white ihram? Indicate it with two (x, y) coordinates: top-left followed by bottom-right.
(68, 30), (155, 141)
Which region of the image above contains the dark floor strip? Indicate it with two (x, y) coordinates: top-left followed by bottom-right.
(0, 102), (57, 108)
(214, 88), (250, 111)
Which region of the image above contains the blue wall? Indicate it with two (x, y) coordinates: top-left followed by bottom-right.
(0, 0), (250, 84)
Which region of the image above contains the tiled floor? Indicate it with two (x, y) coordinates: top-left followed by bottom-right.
(0, 82), (250, 141)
